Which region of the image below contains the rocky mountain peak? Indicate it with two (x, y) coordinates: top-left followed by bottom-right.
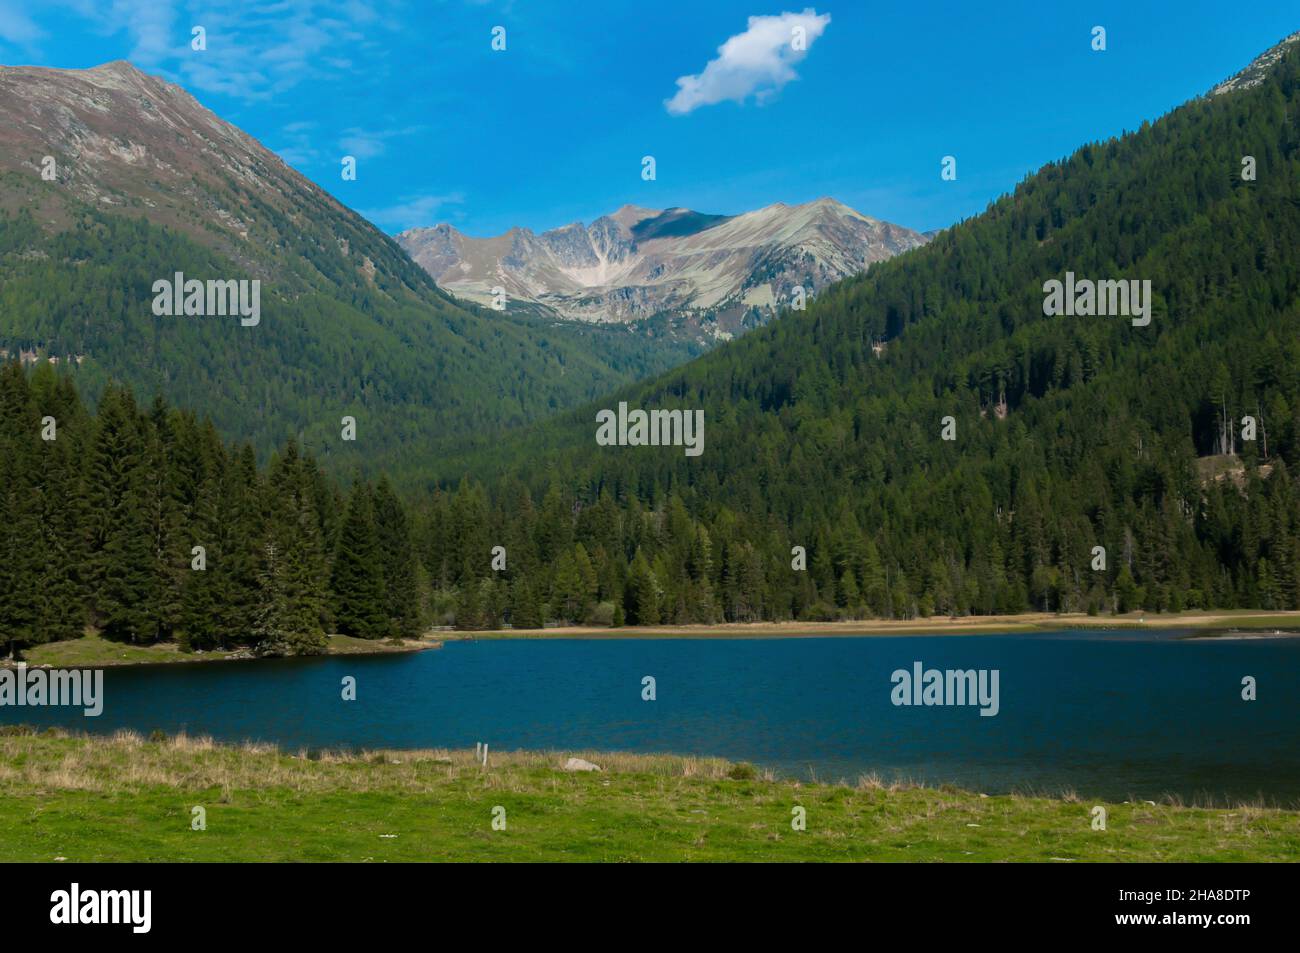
(1210, 30), (1300, 96)
(396, 198), (929, 340)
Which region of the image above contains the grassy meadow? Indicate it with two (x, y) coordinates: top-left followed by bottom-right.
(1, 729), (1296, 862)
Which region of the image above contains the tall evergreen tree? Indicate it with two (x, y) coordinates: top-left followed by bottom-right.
(0, 363), (44, 657)
(259, 440), (328, 653)
(373, 476), (420, 637)
(84, 386), (155, 643)
(330, 479), (388, 639)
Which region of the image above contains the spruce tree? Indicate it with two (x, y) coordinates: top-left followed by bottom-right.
(372, 476), (419, 637)
(84, 386), (155, 643)
(0, 363), (42, 657)
(252, 541), (298, 655)
(509, 578), (543, 629)
(454, 569), (483, 630)
(625, 551), (660, 625)
(330, 479), (388, 638)
(258, 440), (328, 653)
(140, 406), (185, 643)
(32, 365), (89, 646)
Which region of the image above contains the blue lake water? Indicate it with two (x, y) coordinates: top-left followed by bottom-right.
(4, 630), (1299, 804)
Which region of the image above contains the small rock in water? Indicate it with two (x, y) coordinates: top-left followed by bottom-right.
(562, 757), (602, 772)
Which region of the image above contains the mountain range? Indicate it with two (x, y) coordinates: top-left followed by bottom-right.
(3, 30), (1300, 629)
(397, 198), (927, 341)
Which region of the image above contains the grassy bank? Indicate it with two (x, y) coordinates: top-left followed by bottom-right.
(1, 730), (1295, 862)
(7, 633), (440, 668)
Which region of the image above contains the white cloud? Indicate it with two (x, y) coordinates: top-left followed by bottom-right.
(665, 8), (830, 116)
(362, 192), (465, 231)
(339, 124), (423, 160)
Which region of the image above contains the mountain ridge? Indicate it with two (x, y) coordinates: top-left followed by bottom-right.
(398, 197), (928, 341)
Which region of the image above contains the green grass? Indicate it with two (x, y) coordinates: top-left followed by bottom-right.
(10, 633), (436, 668)
(17, 634), (236, 667)
(1, 730), (1296, 862)
(1188, 614), (1300, 631)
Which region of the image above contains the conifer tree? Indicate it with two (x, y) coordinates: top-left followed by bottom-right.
(509, 577), (543, 629)
(32, 383), (88, 646)
(252, 541), (301, 655)
(373, 476), (419, 637)
(625, 551), (660, 625)
(0, 363), (43, 657)
(207, 444), (263, 648)
(84, 386), (155, 643)
(259, 440), (328, 653)
(140, 405), (185, 643)
(454, 570), (483, 630)
(330, 479), (388, 638)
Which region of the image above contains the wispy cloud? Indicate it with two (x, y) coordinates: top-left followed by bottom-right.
(362, 192), (465, 231)
(666, 8), (830, 116)
(112, 0), (177, 64)
(275, 118), (425, 170)
(273, 120), (321, 168)
(29, 0), (389, 102)
(0, 0), (45, 48)
(340, 124), (424, 160)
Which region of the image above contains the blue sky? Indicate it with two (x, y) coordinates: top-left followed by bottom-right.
(1, 1), (1298, 236)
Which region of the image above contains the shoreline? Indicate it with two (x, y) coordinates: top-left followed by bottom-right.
(447, 610), (1300, 641)
(8, 610), (1299, 669)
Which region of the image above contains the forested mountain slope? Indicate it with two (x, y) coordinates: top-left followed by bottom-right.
(0, 62), (695, 480)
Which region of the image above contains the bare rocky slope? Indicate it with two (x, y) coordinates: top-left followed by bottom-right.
(399, 198), (928, 341)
